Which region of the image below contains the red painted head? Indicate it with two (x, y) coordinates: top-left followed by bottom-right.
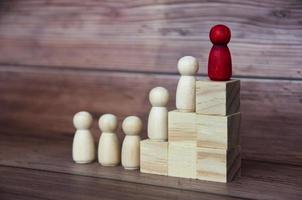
(209, 24), (231, 45)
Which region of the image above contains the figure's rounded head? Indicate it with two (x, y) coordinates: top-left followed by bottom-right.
(149, 87), (169, 107)
(177, 56), (199, 75)
(122, 116), (143, 135)
(98, 114), (118, 132)
(73, 111), (93, 129)
(209, 24), (231, 45)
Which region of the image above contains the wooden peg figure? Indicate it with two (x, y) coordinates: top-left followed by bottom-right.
(148, 87), (169, 141)
(98, 114), (120, 166)
(121, 116), (142, 170)
(208, 24), (232, 81)
(72, 111), (95, 164)
(176, 56), (199, 112)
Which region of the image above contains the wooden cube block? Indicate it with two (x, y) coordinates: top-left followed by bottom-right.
(168, 110), (196, 144)
(168, 142), (196, 179)
(196, 79), (240, 116)
(196, 146), (241, 183)
(196, 112), (241, 149)
(140, 139), (168, 175)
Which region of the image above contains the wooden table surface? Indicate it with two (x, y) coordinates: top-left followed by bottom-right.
(0, 132), (301, 200)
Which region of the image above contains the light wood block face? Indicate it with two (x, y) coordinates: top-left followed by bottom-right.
(196, 79), (240, 116)
(168, 142), (196, 179)
(168, 110), (196, 144)
(196, 146), (241, 183)
(140, 139), (168, 176)
(196, 112), (241, 149)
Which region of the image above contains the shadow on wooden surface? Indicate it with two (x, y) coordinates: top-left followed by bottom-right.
(0, 166), (239, 200)
(0, 133), (301, 200)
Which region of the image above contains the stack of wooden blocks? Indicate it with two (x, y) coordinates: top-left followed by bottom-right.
(140, 79), (241, 183)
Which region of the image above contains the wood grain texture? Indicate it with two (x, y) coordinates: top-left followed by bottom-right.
(196, 79), (240, 116)
(140, 139), (168, 175)
(0, 0), (301, 78)
(0, 166), (240, 200)
(197, 146), (241, 183)
(168, 142), (197, 178)
(168, 110), (196, 143)
(0, 133), (301, 200)
(196, 112), (241, 149)
(0, 65), (301, 165)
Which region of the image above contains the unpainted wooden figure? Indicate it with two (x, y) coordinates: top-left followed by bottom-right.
(98, 114), (120, 166)
(176, 56), (199, 112)
(72, 111), (95, 164)
(122, 116), (142, 170)
(148, 86), (169, 141)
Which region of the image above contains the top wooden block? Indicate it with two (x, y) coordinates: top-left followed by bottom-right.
(196, 79), (240, 116)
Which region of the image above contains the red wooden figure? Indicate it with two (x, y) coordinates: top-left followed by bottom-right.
(208, 24), (232, 81)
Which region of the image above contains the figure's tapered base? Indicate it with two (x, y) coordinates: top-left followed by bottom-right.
(74, 160), (95, 164)
(124, 167), (139, 170)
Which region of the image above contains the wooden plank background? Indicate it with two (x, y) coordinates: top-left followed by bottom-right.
(0, 0), (301, 165)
